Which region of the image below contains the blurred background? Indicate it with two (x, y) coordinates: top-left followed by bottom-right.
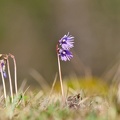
(0, 0), (120, 87)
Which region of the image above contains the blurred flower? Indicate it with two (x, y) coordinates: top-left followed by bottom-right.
(3, 71), (7, 78)
(58, 49), (73, 61)
(59, 32), (74, 49)
(0, 60), (7, 78)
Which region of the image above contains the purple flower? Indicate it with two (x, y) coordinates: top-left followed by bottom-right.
(3, 71), (7, 78)
(0, 60), (7, 78)
(59, 32), (74, 49)
(58, 49), (73, 61)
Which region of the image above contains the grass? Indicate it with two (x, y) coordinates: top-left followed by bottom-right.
(0, 77), (120, 120)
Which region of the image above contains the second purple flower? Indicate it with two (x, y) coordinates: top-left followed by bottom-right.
(58, 49), (73, 61)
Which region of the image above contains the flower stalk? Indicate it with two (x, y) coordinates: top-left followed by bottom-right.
(6, 58), (13, 103)
(9, 54), (18, 95)
(0, 62), (7, 100)
(57, 52), (65, 103)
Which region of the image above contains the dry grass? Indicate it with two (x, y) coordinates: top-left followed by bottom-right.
(0, 77), (119, 120)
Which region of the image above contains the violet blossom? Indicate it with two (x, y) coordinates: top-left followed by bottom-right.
(59, 32), (74, 50)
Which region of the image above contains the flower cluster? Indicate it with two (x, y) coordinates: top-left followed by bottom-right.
(0, 60), (7, 78)
(57, 32), (74, 61)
